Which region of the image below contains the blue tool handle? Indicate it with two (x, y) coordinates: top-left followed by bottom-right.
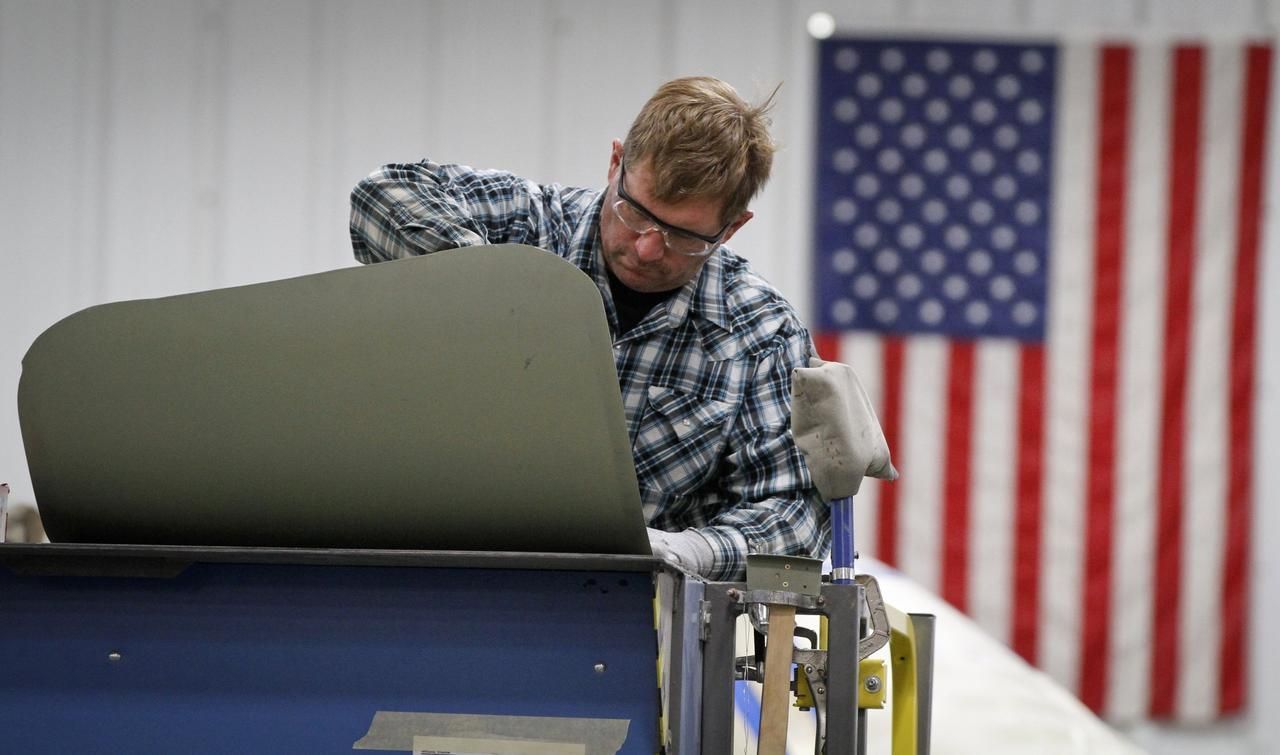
(830, 495), (855, 585)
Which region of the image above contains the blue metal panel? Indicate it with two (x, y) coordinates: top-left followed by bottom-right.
(0, 562), (658, 753)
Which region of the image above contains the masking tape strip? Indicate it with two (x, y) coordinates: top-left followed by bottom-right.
(352, 711), (630, 755)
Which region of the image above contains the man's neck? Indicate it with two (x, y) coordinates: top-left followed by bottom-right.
(606, 266), (680, 336)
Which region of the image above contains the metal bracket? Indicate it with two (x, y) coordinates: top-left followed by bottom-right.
(737, 589), (823, 611)
(745, 554), (824, 596)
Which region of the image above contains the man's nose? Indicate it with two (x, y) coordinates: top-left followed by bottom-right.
(634, 230), (667, 262)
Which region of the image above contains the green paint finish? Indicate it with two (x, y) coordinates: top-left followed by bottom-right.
(19, 245), (648, 555)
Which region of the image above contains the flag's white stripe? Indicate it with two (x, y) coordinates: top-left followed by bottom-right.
(1040, 41), (1097, 693)
(1177, 43), (1241, 721)
(839, 333), (885, 562)
(1107, 41), (1168, 723)
(897, 336), (948, 593)
(968, 340), (1019, 644)
(855, 480), (885, 564)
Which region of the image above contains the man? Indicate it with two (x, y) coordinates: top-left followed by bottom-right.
(349, 76), (826, 581)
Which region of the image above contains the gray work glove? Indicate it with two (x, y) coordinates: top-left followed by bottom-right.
(792, 357), (898, 499)
(647, 527), (715, 577)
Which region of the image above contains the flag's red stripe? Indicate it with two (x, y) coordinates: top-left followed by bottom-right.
(941, 341), (974, 610)
(1151, 45), (1204, 718)
(1078, 44), (1130, 714)
(878, 338), (905, 565)
(813, 332), (841, 362)
(1220, 43), (1270, 715)
(1011, 345), (1046, 664)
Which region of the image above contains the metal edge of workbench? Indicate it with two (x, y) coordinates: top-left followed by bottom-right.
(0, 542), (662, 577)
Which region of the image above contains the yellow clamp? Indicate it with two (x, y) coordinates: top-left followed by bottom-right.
(791, 618), (885, 711)
(794, 666), (816, 709)
(858, 658), (888, 709)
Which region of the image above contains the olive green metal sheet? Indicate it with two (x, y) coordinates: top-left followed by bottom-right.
(18, 244), (649, 555)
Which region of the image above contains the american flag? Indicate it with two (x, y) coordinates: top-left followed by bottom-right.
(812, 36), (1271, 722)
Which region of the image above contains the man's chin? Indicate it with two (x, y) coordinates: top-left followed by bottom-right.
(615, 268), (671, 293)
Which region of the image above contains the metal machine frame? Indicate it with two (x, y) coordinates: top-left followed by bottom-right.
(654, 569), (866, 753)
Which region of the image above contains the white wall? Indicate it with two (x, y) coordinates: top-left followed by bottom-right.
(0, 2), (1275, 752)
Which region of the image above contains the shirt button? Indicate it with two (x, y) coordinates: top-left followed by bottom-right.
(682, 419), (692, 427)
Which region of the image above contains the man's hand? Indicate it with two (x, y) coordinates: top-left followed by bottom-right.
(647, 527), (715, 577)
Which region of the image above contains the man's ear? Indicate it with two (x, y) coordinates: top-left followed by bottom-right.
(608, 139), (624, 183)
(719, 211), (754, 244)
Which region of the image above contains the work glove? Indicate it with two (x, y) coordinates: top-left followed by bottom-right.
(647, 527), (714, 577)
(791, 357), (898, 499)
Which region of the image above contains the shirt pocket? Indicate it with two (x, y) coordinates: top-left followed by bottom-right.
(634, 386), (736, 495)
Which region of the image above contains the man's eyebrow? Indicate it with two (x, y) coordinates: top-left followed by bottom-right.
(618, 162), (730, 241)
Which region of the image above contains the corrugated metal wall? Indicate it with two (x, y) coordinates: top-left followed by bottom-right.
(1, 2), (1276, 751)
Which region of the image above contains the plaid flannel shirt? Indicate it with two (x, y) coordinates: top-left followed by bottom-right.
(349, 161), (828, 580)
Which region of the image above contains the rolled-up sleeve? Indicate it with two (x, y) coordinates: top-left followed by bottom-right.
(349, 161), (561, 263)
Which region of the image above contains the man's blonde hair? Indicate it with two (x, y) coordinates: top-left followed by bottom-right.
(623, 76), (779, 224)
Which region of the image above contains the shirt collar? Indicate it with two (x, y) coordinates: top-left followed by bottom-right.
(680, 248), (732, 331)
